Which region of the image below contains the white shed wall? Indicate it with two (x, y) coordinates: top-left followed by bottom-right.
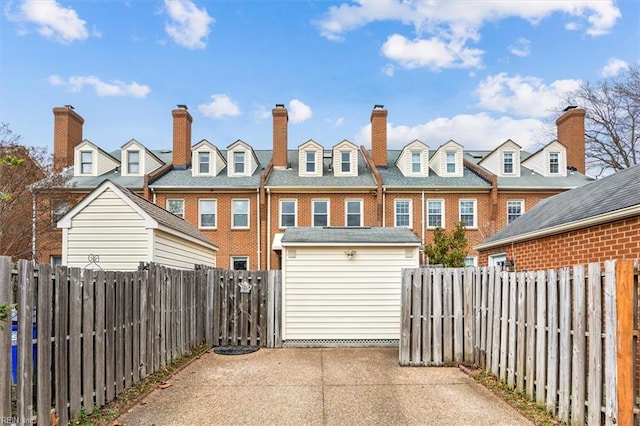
(153, 230), (216, 269)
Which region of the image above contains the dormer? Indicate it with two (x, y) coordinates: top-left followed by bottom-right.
(332, 140), (358, 177)
(120, 139), (163, 177)
(74, 140), (119, 177)
(396, 140), (429, 177)
(227, 140), (259, 177)
(192, 139), (226, 176)
(478, 139), (521, 177)
(298, 140), (323, 177)
(430, 140), (464, 177)
(522, 140), (568, 177)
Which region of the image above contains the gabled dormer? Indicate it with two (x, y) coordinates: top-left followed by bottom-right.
(332, 140), (358, 177)
(522, 140), (567, 177)
(191, 139), (226, 176)
(430, 140), (464, 177)
(74, 140), (119, 177)
(478, 139), (521, 177)
(227, 140), (259, 177)
(121, 139), (164, 177)
(396, 140), (429, 177)
(298, 140), (323, 177)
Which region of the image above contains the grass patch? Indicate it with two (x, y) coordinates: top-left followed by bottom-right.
(84, 344), (211, 425)
(467, 367), (562, 425)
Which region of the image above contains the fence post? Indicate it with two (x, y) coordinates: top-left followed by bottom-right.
(615, 260), (634, 426)
(0, 256), (12, 418)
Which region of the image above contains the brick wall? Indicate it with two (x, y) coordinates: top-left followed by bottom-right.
(172, 107), (192, 168)
(272, 105), (288, 169)
(371, 106), (388, 167)
(53, 106), (84, 173)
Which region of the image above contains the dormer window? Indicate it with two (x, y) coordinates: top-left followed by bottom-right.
(549, 152), (559, 174)
(446, 152), (456, 173)
(127, 150), (140, 174)
(411, 152), (421, 173)
(234, 152), (245, 174)
(341, 151), (351, 173)
(80, 151), (92, 174)
(198, 152), (210, 174)
(503, 152), (514, 174)
(306, 151), (315, 173)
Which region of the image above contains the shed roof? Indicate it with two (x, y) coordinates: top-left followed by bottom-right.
(477, 164), (640, 250)
(281, 227), (422, 246)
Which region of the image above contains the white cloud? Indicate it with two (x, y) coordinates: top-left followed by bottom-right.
(475, 73), (581, 118)
(355, 113), (546, 151)
(7, 0), (90, 43)
(48, 75), (150, 97)
(509, 38), (531, 57)
(601, 58), (629, 77)
(288, 99), (312, 124)
(316, 1), (620, 70)
(198, 94), (241, 118)
(164, 0), (213, 49)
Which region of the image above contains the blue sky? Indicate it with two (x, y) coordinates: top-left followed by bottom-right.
(1, 0), (638, 156)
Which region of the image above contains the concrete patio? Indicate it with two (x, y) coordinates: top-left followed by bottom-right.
(117, 347), (532, 425)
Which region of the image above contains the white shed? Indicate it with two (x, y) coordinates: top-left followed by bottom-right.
(57, 180), (218, 270)
(280, 227), (421, 345)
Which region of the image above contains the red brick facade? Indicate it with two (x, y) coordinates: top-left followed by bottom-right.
(53, 106), (84, 173)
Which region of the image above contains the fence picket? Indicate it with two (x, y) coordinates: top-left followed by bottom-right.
(411, 269), (423, 366)
(432, 269), (443, 365)
(545, 268), (559, 415)
(507, 273), (517, 389)
(516, 272), (526, 392)
(499, 272), (509, 382)
(0, 257), (12, 417)
(55, 266), (70, 425)
(36, 263), (53, 425)
(571, 265), (587, 424)
(535, 270), (547, 406)
(586, 263), (602, 425)
(421, 269), (431, 365)
(557, 267), (572, 422)
(16, 260), (34, 424)
(463, 268), (473, 363)
(490, 268), (502, 376)
(82, 268), (95, 413)
(94, 270), (106, 407)
(453, 269), (464, 364)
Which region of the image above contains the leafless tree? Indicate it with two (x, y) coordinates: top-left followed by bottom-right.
(564, 64), (640, 171)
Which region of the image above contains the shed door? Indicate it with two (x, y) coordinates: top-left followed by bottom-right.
(282, 246), (417, 342)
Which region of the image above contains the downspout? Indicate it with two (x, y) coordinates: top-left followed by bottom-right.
(150, 187), (157, 204)
(267, 188), (271, 270)
(421, 189), (425, 253)
(31, 191), (36, 262)
(256, 188), (261, 270)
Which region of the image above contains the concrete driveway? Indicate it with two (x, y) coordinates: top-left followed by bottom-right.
(117, 347), (532, 426)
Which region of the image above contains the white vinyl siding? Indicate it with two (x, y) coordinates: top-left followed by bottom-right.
(429, 141), (463, 177)
(332, 141), (358, 177)
(298, 141), (323, 177)
(396, 141), (429, 177)
(477, 141), (521, 177)
(153, 230), (215, 269)
(521, 141), (567, 177)
(282, 246), (419, 340)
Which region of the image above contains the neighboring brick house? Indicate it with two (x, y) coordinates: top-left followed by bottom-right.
(38, 104), (593, 270)
(475, 164), (640, 270)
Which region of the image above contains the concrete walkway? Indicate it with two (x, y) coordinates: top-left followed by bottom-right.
(117, 347), (532, 426)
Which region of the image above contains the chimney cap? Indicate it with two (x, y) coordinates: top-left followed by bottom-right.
(275, 104), (285, 108)
(374, 104), (385, 109)
(563, 105), (578, 111)
(177, 104), (188, 110)
(64, 104), (75, 109)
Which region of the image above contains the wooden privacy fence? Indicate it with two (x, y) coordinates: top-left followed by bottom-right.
(400, 260), (638, 425)
(0, 257), (282, 426)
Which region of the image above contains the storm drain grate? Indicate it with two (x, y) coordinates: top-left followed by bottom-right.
(213, 346), (260, 355)
(284, 339), (399, 348)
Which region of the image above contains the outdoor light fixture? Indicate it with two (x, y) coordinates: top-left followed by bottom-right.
(344, 249), (356, 259)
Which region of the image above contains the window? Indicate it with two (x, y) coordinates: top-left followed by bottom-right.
(464, 257), (478, 267)
(549, 152), (559, 174)
(305, 151), (315, 173)
(312, 200), (329, 227)
(503, 152), (514, 174)
(199, 199), (216, 228)
(51, 200), (70, 223)
(280, 200), (297, 228)
(427, 200), (444, 228)
(166, 199), (185, 219)
(395, 200), (411, 227)
(80, 151), (92, 174)
(345, 200), (362, 227)
(50, 256), (62, 267)
(232, 199), (249, 228)
(507, 200), (523, 224)
(411, 152), (421, 173)
(446, 152), (456, 173)
(198, 152), (210, 174)
(459, 200), (476, 228)
(234, 151), (245, 174)
(127, 150), (140, 174)
(231, 256), (248, 270)
(341, 151), (351, 173)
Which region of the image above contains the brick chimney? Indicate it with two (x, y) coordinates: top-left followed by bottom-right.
(172, 104), (192, 169)
(371, 105), (388, 167)
(272, 104), (288, 169)
(556, 106), (586, 174)
(53, 105), (84, 173)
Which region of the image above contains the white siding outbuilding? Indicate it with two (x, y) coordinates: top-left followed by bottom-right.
(57, 180), (218, 270)
(281, 227), (421, 345)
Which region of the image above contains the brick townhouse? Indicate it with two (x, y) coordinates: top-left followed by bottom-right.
(37, 104), (592, 269)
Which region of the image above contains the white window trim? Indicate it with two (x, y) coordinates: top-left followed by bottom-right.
(488, 253), (507, 267)
(502, 151), (515, 175)
(305, 151), (316, 174)
(78, 149), (95, 176)
(445, 151), (457, 174)
(198, 199), (217, 229)
(340, 151), (351, 173)
(394, 199), (412, 228)
(312, 199), (330, 227)
(464, 256), (478, 267)
(459, 199), (477, 229)
(230, 150), (248, 176)
(548, 152), (560, 174)
(231, 256), (249, 270)
(410, 151), (422, 174)
(196, 151), (213, 176)
(506, 200), (524, 224)
(124, 149), (142, 176)
(426, 199), (445, 229)
(279, 199), (298, 228)
(231, 199), (250, 229)
(166, 199), (185, 219)
(345, 199), (363, 227)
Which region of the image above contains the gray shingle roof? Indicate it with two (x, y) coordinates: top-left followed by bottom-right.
(281, 226), (422, 245)
(479, 164), (640, 247)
